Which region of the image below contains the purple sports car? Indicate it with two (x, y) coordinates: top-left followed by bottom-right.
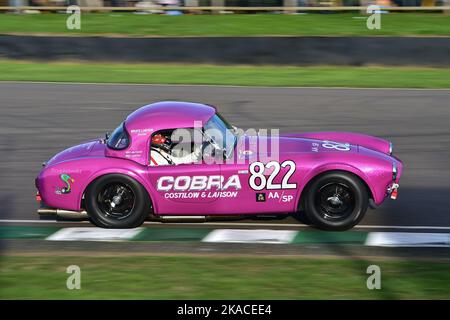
(36, 101), (402, 231)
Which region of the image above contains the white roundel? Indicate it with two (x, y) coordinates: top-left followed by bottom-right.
(321, 141), (351, 151)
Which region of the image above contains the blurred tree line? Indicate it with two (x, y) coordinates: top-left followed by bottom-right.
(198, 0), (283, 6)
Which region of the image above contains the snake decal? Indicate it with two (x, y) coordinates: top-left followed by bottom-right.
(56, 174), (75, 194)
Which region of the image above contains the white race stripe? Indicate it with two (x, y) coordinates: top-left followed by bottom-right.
(365, 232), (450, 247)
(202, 229), (298, 244)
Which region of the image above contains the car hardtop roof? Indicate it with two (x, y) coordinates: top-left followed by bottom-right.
(125, 101), (216, 132)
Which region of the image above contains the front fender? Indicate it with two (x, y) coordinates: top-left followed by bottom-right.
(294, 163), (379, 211)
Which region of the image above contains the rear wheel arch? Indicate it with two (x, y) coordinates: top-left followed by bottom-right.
(81, 172), (154, 213)
(83, 173), (155, 228)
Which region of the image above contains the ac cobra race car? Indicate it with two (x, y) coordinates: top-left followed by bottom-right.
(35, 101), (402, 231)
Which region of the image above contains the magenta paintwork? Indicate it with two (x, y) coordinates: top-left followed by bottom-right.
(106, 101), (216, 166)
(36, 101), (403, 217)
(285, 132), (392, 156)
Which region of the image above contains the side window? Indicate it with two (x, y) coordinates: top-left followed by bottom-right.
(107, 123), (130, 150)
(149, 128), (201, 166)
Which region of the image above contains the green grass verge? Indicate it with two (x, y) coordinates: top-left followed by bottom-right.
(0, 13), (450, 37)
(1, 60), (450, 88)
(1, 255), (449, 299)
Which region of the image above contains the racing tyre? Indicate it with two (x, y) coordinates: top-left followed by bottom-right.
(85, 174), (151, 228)
(304, 171), (368, 231)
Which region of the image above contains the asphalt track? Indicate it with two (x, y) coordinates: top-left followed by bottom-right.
(1, 82), (449, 230)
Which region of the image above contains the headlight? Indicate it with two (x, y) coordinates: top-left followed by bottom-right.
(389, 141), (393, 155)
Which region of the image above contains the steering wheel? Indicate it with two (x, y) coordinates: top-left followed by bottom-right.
(202, 134), (228, 160)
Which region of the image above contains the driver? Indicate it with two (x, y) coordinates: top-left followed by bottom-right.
(150, 130), (201, 166)
(150, 133), (173, 166)
(151, 133), (172, 152)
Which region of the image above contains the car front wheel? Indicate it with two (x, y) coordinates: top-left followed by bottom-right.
(304, 171), (369, 231)
(85, 174), (151, 228)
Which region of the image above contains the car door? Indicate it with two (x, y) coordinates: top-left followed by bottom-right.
(218, 148), (275, 215)
(147, 162), (223, 214)
(219, 141), (298, 215)
(145, 128), (222, 215)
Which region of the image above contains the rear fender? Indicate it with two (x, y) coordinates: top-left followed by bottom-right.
(78, 168), (155, 213)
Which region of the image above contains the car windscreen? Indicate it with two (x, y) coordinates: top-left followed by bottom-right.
(203, 114), (236, 158)
(107, 122), (130, 150)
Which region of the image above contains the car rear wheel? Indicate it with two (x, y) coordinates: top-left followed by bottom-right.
(85, 174), (151, 228)
(304, 171), (368, 231)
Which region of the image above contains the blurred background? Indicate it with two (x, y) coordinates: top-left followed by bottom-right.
(0, 1), (449, 300)
(1, 0), (449, 9)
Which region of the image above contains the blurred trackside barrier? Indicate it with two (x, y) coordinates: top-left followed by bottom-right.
(2, 35), (449, 66)
(0, 2), (449, 13)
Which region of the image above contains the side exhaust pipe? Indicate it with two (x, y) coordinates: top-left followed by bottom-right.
(38, 207), (88, 220)
(156, 215), (245, 223)
(158, 215), (207, 222)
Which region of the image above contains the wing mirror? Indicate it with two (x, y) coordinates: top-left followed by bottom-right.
(102, 132), (110, 144)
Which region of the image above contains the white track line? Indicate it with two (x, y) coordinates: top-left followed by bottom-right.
(0, 219), (449, 230)
(1, 81), (450, 91)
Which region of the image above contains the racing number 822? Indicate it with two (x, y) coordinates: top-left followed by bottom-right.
(249, 160), (297, 191)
